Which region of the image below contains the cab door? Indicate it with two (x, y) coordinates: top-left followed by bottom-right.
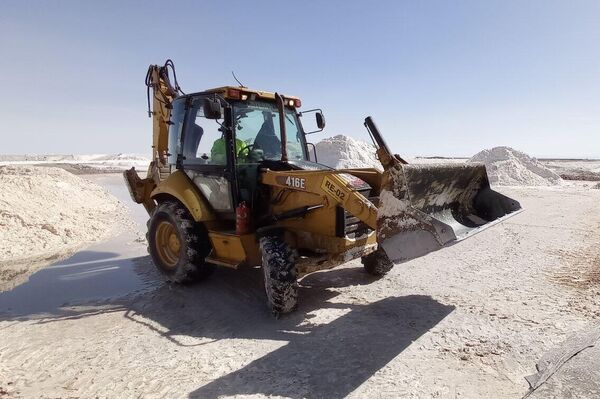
(179, 96), (235, 214)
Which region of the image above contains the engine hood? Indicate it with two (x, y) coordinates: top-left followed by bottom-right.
(260, 160), (371, 191)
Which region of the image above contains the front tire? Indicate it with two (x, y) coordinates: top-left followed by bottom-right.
(147, 201), (213, 284)
(260, 235), (298, 315)
(361, 248), (393, 276)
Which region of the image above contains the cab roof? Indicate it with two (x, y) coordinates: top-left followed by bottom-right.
(197, 86), (300, 102)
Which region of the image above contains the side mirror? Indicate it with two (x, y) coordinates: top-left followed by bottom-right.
(301, 108), (325, 134)
(316, 112), (326, 130)
(203, 98), (222, 119)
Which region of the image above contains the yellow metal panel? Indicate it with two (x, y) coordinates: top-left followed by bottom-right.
(261, 169), (378, 230)
(335, 169), (382, 192)
(207, 232), (260, 267)
(150, 170), (214, 222)
(274, 190), (337, 237)
(294, 230), (377, 254)
(321, 175), (351, 205)
(208, 232), (246, 265)
(240, 234), (261, 265)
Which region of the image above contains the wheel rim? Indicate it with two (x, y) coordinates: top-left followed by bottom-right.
(155, 220), (181, 268)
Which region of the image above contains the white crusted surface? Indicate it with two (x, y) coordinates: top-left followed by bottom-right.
(0, 165), (127, 269)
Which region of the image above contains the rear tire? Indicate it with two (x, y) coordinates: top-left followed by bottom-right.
(147, 201), (214, 284)
(260, 235), (298, 315)
(361, 248), (393, 276)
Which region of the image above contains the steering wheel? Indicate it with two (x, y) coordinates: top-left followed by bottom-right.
(237, 143), (261, 163)
(238, 143), (254, 153)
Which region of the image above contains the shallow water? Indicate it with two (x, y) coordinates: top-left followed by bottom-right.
(0, 173), (154, 317)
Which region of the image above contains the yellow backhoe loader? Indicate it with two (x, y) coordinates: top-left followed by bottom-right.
(125, 60), (521, 314)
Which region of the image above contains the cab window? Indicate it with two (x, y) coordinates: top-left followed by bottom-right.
(182, 100), (227, 165)
(167, 98), (185, 165)
(234, 100), (307, 162)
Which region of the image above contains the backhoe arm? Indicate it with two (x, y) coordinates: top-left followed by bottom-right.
(145, 59), (183, 168)
(123, 60), (184, 214)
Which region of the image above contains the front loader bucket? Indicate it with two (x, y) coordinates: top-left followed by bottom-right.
(377, 162), (522, 263)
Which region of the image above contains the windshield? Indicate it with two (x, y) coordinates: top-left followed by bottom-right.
(233, 100), (307, 162)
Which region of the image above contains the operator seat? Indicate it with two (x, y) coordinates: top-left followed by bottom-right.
(254, 117), (281, 158)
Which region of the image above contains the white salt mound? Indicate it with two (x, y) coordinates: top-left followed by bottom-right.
(0, 165), (127, 264)
(469, 147), (562, 186)
(0, 153), (150, 163)
(315, 135), (382, 170)
(91, 153), (150, 162)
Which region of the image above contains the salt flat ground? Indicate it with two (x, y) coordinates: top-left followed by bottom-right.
(1, 175), (599, 398)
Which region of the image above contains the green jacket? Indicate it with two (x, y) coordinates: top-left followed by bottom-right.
(211, 137), (248, 164)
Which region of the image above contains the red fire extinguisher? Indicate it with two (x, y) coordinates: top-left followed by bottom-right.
(236, 201), (251, 234)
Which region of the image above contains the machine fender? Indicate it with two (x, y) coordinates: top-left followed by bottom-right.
(150, 170), (214, 222)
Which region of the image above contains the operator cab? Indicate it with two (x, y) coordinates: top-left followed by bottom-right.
(165, 87), (325, 216)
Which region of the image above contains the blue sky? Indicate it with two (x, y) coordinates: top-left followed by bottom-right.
(1, 1), (598, 158)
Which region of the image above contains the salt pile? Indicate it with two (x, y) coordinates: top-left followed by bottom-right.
(315, 135), (382, 170)
(469, 147), (562, 186)
(0, 153), (151, 172)
(0, 153), (149, 163)
(90, 153), (150, 162)
(0, 165), (127, 265)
